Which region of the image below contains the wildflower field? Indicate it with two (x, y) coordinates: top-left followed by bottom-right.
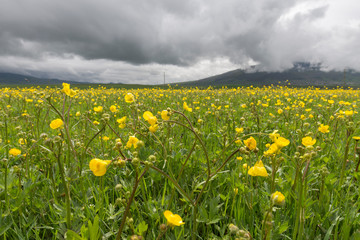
(1, 84), (360, 240)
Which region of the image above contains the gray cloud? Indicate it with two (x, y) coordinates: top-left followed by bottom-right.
(0, 0), (359, 83)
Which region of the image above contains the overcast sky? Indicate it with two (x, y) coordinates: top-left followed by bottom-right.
(0, 0), (359, 84)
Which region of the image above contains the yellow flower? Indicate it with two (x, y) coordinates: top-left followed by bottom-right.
(117, 116), (127, 129)
(264, 143), (279, 156)
(110, 105), (117, 112)
(248, 160), (268, 177)
(318, 124), (330, 133)
(269, 130), (280, 142)
(9, 148), (21, 157)
(89, 158), (111, 176)
(271, 191), (285, 206)
(76, 111), (81, 117)
(278, 109), (283, 114)
(183, 102), (192, 112)
(93, 120), (100, 125)
(235, 127), (244, 134)
(149, 124), (158, 133)
(50, 119), (64, 129)
(143, 111), (157, 125)
(94, 106), (103, 112)
(62, 83), (77, 97)
(243, 137), (256, 151)
(353, 136), (360, 141)
(236, 156), (243, 161)
(164, 210), (185, 227)
(345, 110), (354, 116)
(102, 136), (110, 141)
(302, 136), (316, 146)
(126, 136), (139, 148)
(18, 138), (27, 145)
(161, 110), (170, 121)
(275, 137), (290, 148)
(243, 163), (249, 170)
(125, 93), (135, 103)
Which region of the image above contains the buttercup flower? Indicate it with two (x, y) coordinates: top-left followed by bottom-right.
(117, 116), (127, 129)
(318, 124), (330, 133)
(269, 130), (280, 142)
(143, 111), (157, 125)
(126, 136), (139, 148)
(244, 137), (257, 151)
(235, 127), (244, 134)
(110, 105), (117, 112)
(62, 83), (77, 97)
(9, 148), (21, 157)
(50, 119), (64, 129)
(161, 110), (170, 121)
(302, 136), (316, 146)
(125, 93), (135, 103)
(164, 210), (185, 227)
(275, 137), (290, 148)
(248, 160), (268, 177)
(18, 138), (27, 145)
(93, 106), (103, 113)
(271, 191), (285, 206)
(89, 158), (111, 176)
(149, 124), (158, 133)
(183, 102), (192, 112)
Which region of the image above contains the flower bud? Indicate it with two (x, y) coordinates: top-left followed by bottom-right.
(132, 158), (140, 167)
(160, 223), (167, 232)
(115, 184), (122, 191)
(136, 140), (145, 148)
(229, 224), (239, 234)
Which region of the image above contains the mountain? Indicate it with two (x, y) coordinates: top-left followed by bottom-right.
(0, 72), (83, 85)
(179, 63), (360, 87)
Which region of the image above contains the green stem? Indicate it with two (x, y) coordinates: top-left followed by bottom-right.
(116, 168), (148, 240)
(340, 131), (351, 186)
(56, 147), (71, 229)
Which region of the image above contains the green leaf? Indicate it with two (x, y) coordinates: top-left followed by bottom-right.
(136, 221), (148, 236)
(88, 215), (100, 240)
(278, 221), (288, 234)
(65, 230), (85, 240)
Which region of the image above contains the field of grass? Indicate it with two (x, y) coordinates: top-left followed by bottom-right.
(1, 84), (360, 239)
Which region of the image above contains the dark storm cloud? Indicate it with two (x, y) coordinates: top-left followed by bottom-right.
(1, 0), (360, 83)
(0, 0), (302, 66)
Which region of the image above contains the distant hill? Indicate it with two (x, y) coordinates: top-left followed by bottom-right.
(179, 63), (360, 87)
(0, 72), (83, 85)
